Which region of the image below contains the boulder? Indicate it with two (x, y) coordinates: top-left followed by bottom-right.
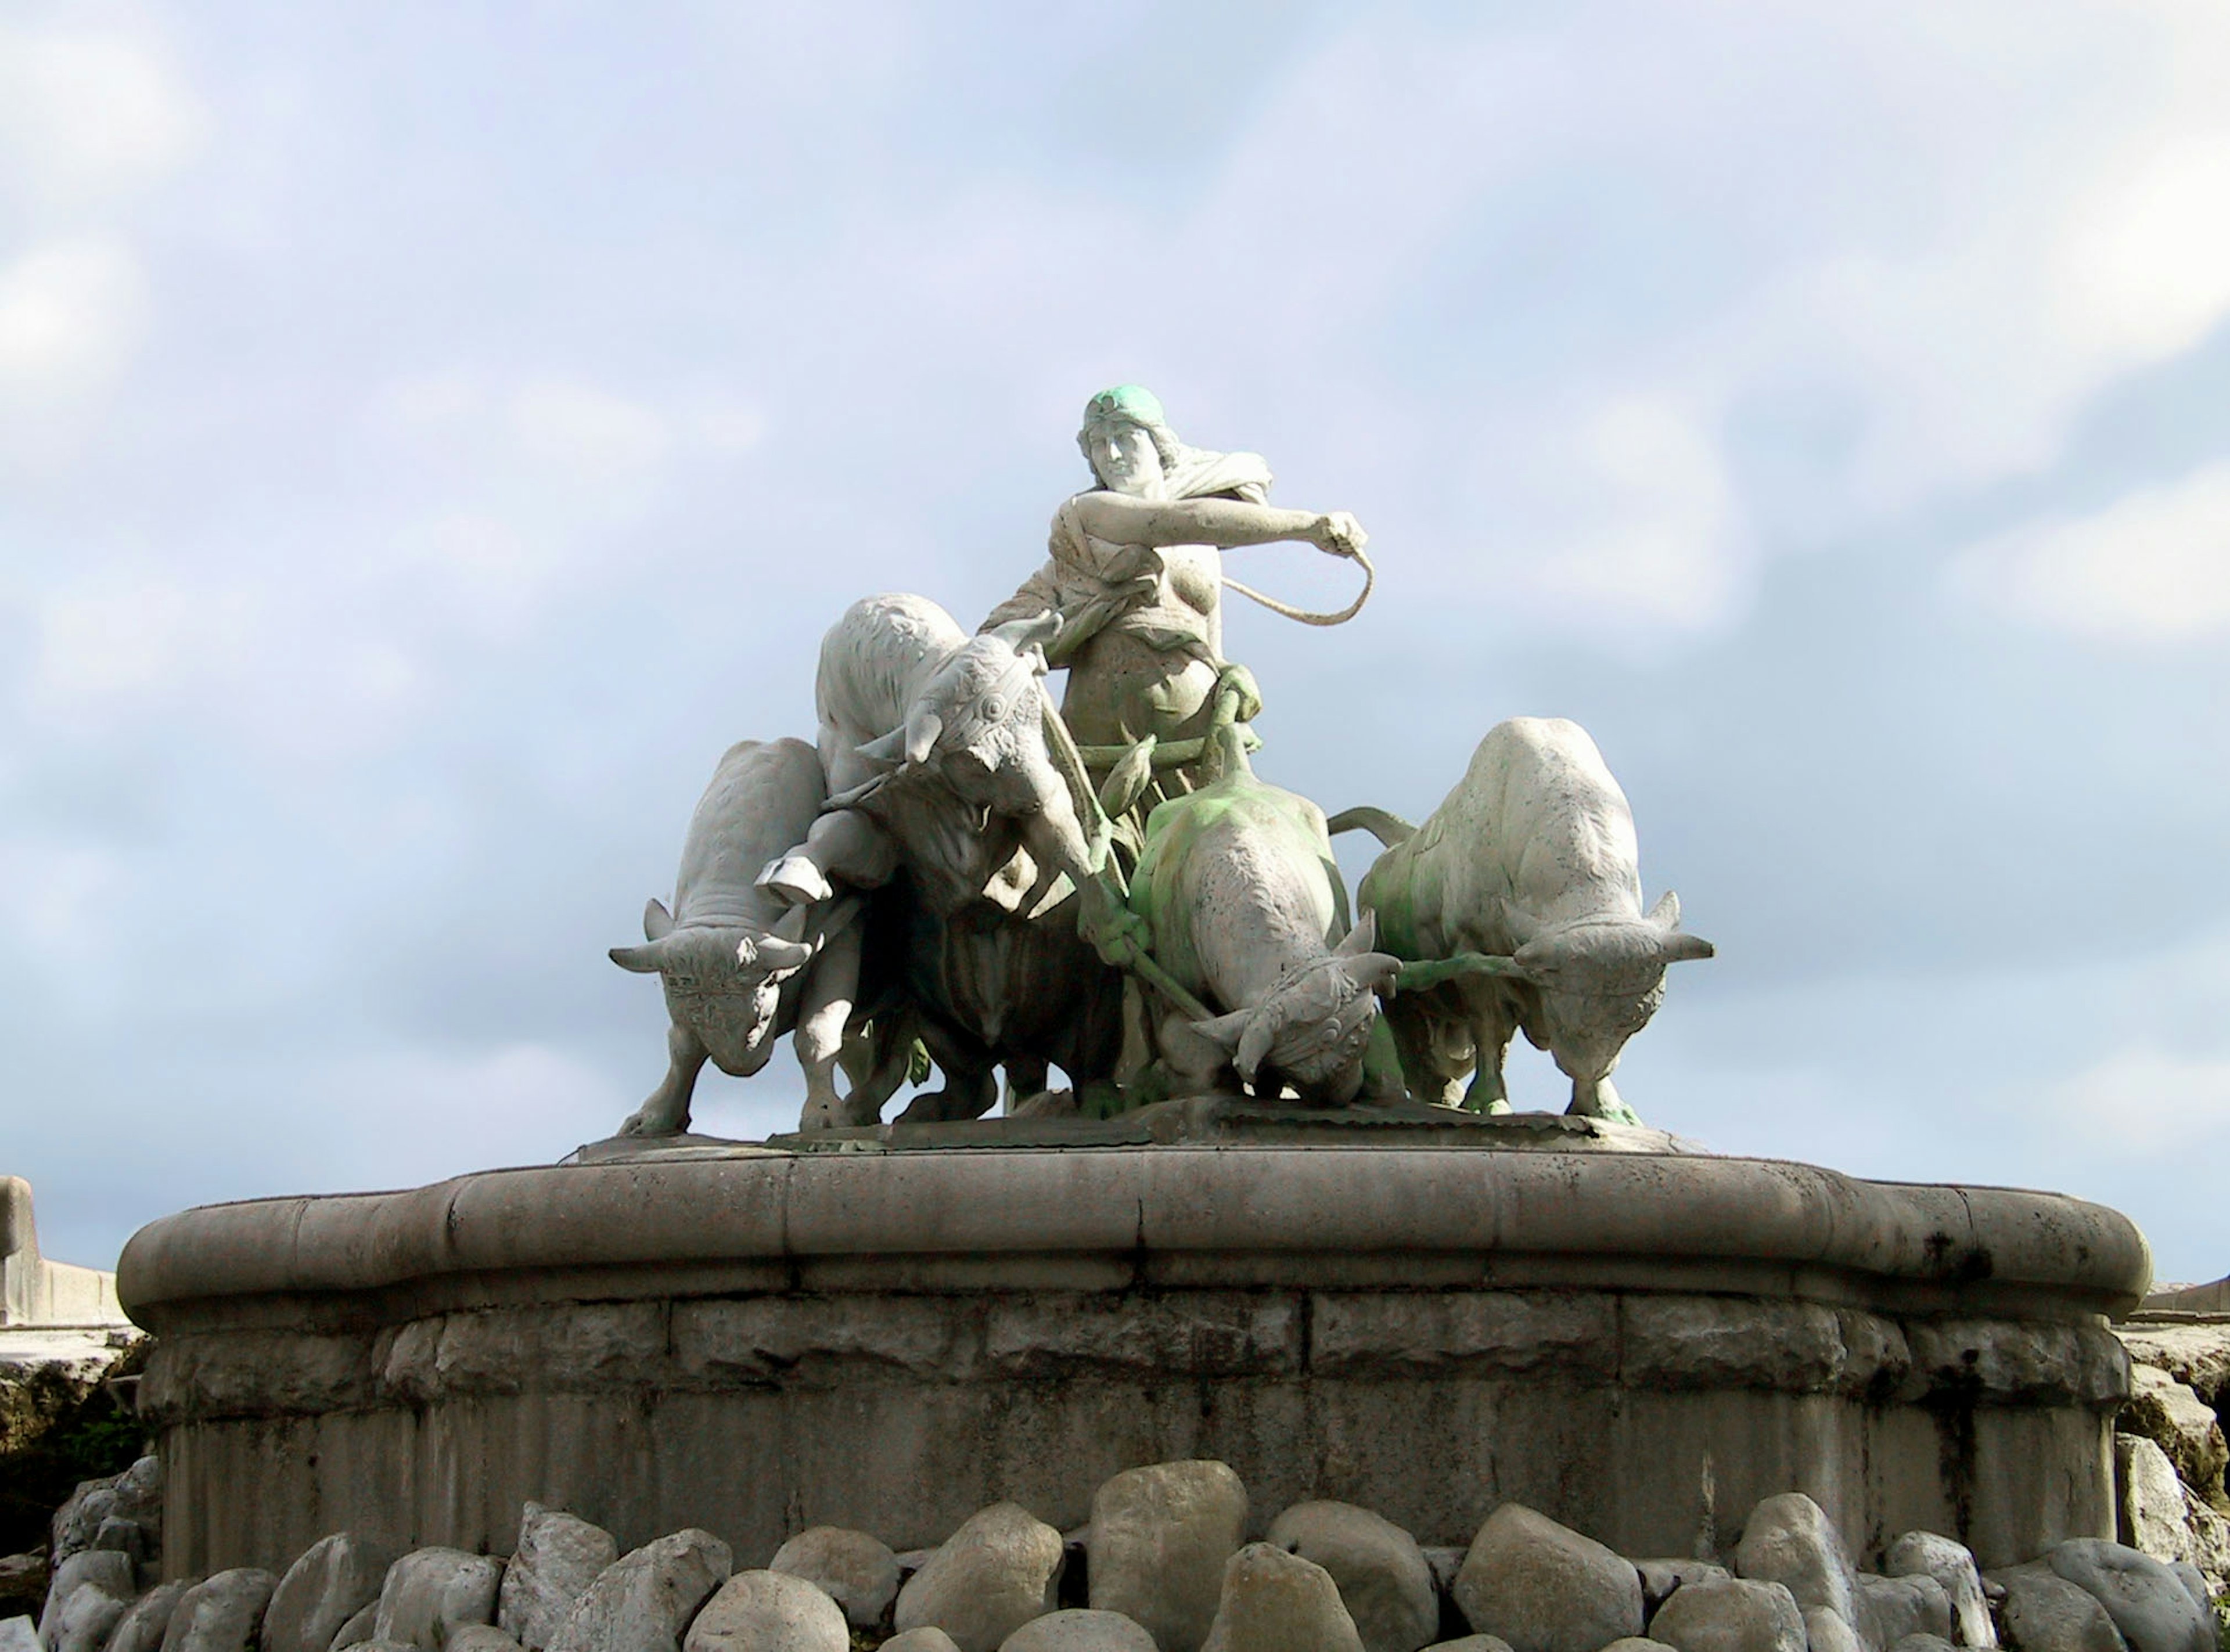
(1640, 1564), (1732, 1618)
(894, 1503), (1064, 1652)
(52, 1459), (163, 1570)
(2163, 1566), (2209, 1619)
(882, 1633), (965, 1652)
(1884, 1535), (1993, 1650)
(1856, 1575), (1953, 1650)
(373, 1550), (503, 1652)
(997, 1609), (1160, 1651)
(50, 1584), (127, 1652)
(265, 1535), (398, 1652)
(1737, 1498), (1857, 1627)
(163, 1568), (281, 1652)
(1452, 1504), (1643, 1652)
(498, 1507), (617, 1652)
(1200, 1543), (1365, 1652)
(1, 1617), (37, 1652)
(2123, 1369), (2229, 1502)
(767, 1527), (899, 1632)
(2116, 1437), (2230, 1583)
(682, 1571), (847, 1652)
(91, 1518), (148, 1569)
(1603, 1643), (1682, 1652)
(332, 1600), (381, 1651)
(0, 1556), (46, 1619)
(1890, 1639), (1957, 1652)
(1649, 1575), (1807, 1652)
(546, 1531), (731, 1652)
(1994, 1570), (2127, 1652)
(1804, 1610), (1864, 1652)
(445, 1632), (521, 1652)
(1420, 1639), (1517, 1652)
(1089, 1461), (1248, 1652)
(2118, 1326), (2230, 1410)
(2045, 1541), (2213, 1652)
(1267, 1501), (1438, 1652)
(42, 1551), (134, 1640)
(109, 1579), (193, 1652)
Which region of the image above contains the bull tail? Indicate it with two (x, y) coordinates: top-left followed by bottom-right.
(1326, 805), (1417, 847)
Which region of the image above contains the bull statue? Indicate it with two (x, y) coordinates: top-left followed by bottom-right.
(1345, 716), (1713, 1122)
(760, 594), (1132, 1120)
(608, 737), (908, 1136)
(1126, 726), (1404, 1106)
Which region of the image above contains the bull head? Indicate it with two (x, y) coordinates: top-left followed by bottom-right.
(1491, 893), (1713, 991)
(1190, 917), (1402, 1098)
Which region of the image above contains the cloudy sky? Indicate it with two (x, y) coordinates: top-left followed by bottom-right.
(4, 2), (2228, 1282)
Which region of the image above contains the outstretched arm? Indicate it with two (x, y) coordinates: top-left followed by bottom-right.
(1067, 491), (1366, 557)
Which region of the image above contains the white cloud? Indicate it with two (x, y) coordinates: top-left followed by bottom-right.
(686, 394), (768, 456)
(2055, 128), (2230, 369)
(1523, 393), (1745, 633)
(0, 19), (203, 464)
(1153, 2), (2230, 638)
(1948, 459), (2230, 642)
(0, 21), (208, 210)
(508, 378), (672, 488)
(2045, 1045), (2230, 1156)
(0, 238), (148, 460)
(29, 567), (238, 706)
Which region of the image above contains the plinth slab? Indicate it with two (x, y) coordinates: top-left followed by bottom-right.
(118, 1115), (2150, 1578)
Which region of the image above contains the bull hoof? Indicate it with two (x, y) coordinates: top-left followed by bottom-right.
(756, 855), (833, 906)
(796, 1090), (854, 1132)
(617, 1104), (686, 1138)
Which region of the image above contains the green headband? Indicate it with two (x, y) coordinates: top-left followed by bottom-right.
(1079, 384), (1166, 434)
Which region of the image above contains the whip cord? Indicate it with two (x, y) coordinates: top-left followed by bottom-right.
(1222, 543), (1375, 627)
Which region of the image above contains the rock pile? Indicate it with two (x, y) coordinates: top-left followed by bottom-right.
(3, 1462), (2221, 1652)
(2117, 1315), (2230, 1598)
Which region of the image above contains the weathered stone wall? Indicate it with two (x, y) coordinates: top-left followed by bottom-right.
(2, 1177), (126, 1330)
(139, 1284), (2126, 1579)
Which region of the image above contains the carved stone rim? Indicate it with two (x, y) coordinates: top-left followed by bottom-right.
(116, 1143), (2152, 1327)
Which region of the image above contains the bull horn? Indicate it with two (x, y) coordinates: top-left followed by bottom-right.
(987, 609), (1062, 655)
(1658, 930), (1715, 963)
(751, 934), (815, 973)
(1333, 911), (1379, 956)
(1235, 1012), (1277, 1084)
(1342, 951), (1403, 996)
(1646, 890), (1681, 928)
(642, 897), (675, 942)
(903, 708), (943, 766)
(857, 726), (908, 769)
(1192, 1007), (1250, 1053)
(609, 940), (665, 974)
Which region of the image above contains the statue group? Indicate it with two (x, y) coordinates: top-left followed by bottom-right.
(609, 387), (1714, 1139)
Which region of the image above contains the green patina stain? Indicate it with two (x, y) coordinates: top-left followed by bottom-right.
(1081, 383), (1166, 431)
(1128, 769), (1344, 1000)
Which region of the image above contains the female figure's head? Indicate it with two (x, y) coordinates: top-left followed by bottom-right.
(1077, 384), (1184, 498)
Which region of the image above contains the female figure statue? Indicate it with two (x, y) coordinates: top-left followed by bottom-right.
(983, 386), (1370, 801)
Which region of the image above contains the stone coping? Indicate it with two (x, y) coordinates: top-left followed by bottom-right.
(117, 1128), (2153, 1327)
(738, 1097), (1710, 1156)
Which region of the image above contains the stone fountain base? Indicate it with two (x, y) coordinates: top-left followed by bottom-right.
(116, 1103), (2148, 1578)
